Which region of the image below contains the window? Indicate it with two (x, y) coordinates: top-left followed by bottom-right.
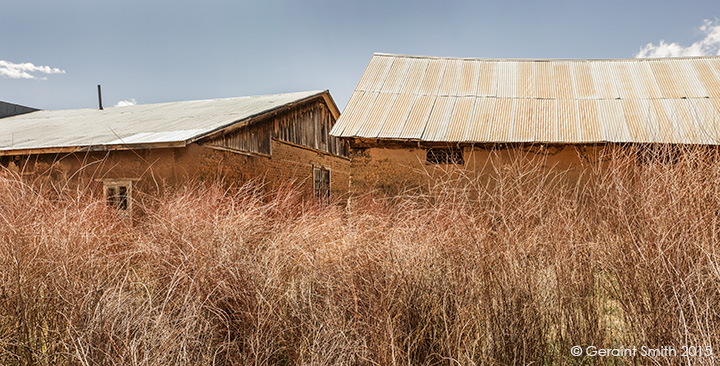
(103, 180), (133, 213)
(313, 166), (330, 200)
(426, 148), (464, 165)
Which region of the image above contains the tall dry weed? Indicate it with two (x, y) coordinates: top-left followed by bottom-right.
(0, 146), (719, 365)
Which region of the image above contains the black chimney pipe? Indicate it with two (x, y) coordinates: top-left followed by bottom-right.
(97, 85), (103, 110)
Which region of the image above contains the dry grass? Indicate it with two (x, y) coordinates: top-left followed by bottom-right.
(1, 146), (719, 365)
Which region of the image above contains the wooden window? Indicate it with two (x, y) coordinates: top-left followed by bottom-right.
(426, 148), (464, 164)
(313, 166), (330, 200)
(104, 180), (133, 214)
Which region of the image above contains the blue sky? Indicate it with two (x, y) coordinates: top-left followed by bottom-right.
(1, 0), (719, 111)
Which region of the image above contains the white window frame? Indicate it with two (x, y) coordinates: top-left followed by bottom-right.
(102, 179), (134, 215)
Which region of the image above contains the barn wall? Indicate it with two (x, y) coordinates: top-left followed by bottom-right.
(347, 143), (621, 195)
(8, 140), (349, 200)
(12, 147), (190, 190)
(267, 139), (350, 198)
(5, 145), (215, 198)
(198, 139), (350, 198)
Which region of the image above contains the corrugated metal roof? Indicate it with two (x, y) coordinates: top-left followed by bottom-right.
(331, 53), (720, 144)
(0, 90), (328, 154)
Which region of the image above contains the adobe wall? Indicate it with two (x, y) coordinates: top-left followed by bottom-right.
(198, 139), (350, 198)
(348, 143), (622, 195)
(12, 147), (197, 191)
(6, 140), (350, 199)
(267, 139), (350, 198)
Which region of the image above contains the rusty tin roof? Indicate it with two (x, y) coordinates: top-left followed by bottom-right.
(331, 53), (720, 145)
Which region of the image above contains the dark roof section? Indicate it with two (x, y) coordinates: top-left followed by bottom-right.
(0, 101), (39, 119)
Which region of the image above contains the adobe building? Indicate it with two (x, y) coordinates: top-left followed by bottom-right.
(0, 90), (349, 213)
(330, 53), (720, 194)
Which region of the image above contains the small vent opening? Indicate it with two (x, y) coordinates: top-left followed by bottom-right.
(426, 148), (464, 165)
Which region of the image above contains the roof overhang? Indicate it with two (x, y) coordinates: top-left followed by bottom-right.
(0, 141), (188, 157)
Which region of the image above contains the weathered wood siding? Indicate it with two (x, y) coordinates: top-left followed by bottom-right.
(205, 122), (272, 155)
(202, 98), (347, 157)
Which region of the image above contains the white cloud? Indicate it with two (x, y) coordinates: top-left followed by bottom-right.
(114, 98), (138, 107)
(0, 60), (65, 80)
(636, 19), (720, 58)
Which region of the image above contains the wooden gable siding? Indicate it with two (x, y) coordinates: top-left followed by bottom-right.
(202, 98), (347, 157)
(205, 122), (272, 155)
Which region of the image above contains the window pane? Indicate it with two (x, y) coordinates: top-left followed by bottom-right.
(107, 187), (116, 207)
(118, 186), (128, 210)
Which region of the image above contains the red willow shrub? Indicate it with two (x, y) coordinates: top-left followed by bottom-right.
(0, 146), (718, 365)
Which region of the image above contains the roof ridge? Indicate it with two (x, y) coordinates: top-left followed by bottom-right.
(28, 90), (327, 113)
(372, 52), (720, 62)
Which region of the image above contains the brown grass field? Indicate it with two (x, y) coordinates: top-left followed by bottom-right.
(1, 147), (719, 365)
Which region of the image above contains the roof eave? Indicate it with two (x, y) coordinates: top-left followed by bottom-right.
(338, 136), (720, 146)
(0, 141), (188, 156)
